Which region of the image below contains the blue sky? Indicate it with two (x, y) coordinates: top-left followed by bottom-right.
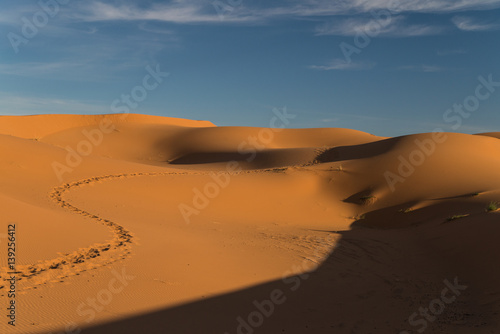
(1, 0), (499, 136)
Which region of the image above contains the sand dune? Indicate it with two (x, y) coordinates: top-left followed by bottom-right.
(0, 114), (499, 333)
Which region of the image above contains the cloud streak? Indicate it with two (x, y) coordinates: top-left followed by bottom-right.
(315, 16), (443, 37)
(309, 59), (375, 71)
(0, 92), (108, 115)
(397, 64), (446, 72)
(74, 0), (500, 25)
(452, 16), (500, 31)
(0, 62), (86, 77)
(339, 0), (500, 13)
(76, 1), (256, 24)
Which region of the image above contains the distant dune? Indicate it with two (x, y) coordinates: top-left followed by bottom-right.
(0, 114), (499, 334)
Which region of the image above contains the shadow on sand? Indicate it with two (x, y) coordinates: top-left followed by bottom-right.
(61, 219), (492, 334)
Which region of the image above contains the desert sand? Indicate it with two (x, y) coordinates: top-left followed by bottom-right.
(0, 113), (499, 334)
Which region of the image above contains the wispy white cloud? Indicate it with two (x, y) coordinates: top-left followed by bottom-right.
(340, 0), (500, 13)
(0, 59), (150, 82)
(309, 59), (375, 71)
(3, 1), (500, 29)
(0, 5), (39, 25)
(74, 1), (500, 25)
(321, 118), (339, 123)
(76, 1), (258, 24)
(0, 23), (178, 80)
(452, 16), (500, 31)
(315, 16), (443, 37)
(397, 64), (446, 72)
(0, 62), (86, 77)
(0, 92), (108, 115)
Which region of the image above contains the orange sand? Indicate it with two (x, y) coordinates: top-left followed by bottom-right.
(0, 114), (499, 334)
